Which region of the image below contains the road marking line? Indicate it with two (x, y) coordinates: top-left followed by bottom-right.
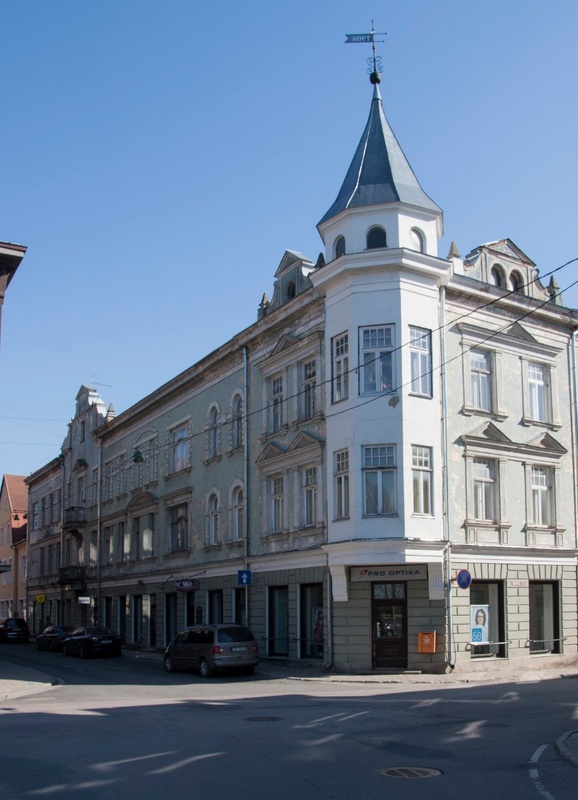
(528, 744), (556, 800)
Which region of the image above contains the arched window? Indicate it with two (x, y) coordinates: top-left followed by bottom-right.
(207, 493), (219, 545)
(231, 394), (243, 450)
(286, 282), (296, 300)
(510, 271), (524, 293)
(409, 228), (425, 253)
(334, 236), (346, 258)
(366, 226), (387, 249)
(208, 406), (219, 459)
(490, 265), (504, 287)
(231, 486), (244, 540)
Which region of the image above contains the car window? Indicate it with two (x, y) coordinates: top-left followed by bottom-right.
(199, 629), (214, 644)
(218, 627), (255, 643)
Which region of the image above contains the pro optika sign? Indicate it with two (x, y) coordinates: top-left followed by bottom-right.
(351, 565), (428, 582)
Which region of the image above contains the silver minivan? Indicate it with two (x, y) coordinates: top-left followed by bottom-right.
(164, 624), (259, 678)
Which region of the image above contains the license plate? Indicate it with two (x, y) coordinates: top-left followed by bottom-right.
(101, 639), (112, 644)
(231, 646), (247, 652)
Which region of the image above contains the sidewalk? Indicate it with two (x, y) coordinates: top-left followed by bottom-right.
(1, 650), (577, 766)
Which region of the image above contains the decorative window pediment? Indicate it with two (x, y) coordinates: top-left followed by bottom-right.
(126, 491), (158, 511)
(526, 432), (567, 455)
(286, 431), (325, 453)
(462, 421), (513, 447)
(255, 442), (287, 464)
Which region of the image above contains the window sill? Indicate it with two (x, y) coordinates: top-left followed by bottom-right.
(202, 455), (222, 466)
(164, 548), (191, 559)
(332, 516), (350, 522)
(520, 416), (561, 431)
(225, 539), (245, 549)
(461, 405), (507, 421)
(164, 467), (192, 481)
(409, 392), (432, 400)
(203, 542), (223, 552)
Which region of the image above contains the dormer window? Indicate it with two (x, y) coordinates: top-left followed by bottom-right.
(510, 271), (524, 293)
(334, 236), (346, 258)
(490, 265), (505, 287)
(366, 226), (387, 250)
(286, 282), (296, 300)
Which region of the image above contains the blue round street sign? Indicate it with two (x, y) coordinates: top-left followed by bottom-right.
(456, 569), (472, 589)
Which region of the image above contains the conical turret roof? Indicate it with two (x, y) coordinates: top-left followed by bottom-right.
(318, 83), (441, 226)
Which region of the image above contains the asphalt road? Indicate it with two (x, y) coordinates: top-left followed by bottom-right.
(1, 645), (577, 800)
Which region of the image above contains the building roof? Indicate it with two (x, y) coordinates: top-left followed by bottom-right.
(2, 474), (27, 512)
(318, 83), (441, 226)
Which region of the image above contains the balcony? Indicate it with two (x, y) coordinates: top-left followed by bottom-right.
(58, 565), (86, 590)
(62, 506), (86, 532)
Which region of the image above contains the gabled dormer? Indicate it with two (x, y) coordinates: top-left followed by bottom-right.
(317, 81), (443, 264)
(458, 239), (560, 304)
(258, 250), (315, 319)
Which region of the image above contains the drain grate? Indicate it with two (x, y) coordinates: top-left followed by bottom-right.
(377, 767), (442, 779)
(244, 716), (282, 722)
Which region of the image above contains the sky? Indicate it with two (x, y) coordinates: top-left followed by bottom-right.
(1, 0), (577, 478)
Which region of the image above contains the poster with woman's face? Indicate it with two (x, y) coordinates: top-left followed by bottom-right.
(471, 604), (489, 644)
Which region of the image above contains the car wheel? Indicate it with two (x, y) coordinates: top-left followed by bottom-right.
(36, 639), (41, 650)
(49, 640), (57, 653)
(79, 646), (88, 659)
(63, 644), (70, 656)
(164, 656), (176, 673)
(199, 658), (214, 679)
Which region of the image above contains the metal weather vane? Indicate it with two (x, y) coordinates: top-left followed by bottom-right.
(345, 21), (387, 84)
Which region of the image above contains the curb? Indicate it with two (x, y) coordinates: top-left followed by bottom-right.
(556, 730), (578, 768)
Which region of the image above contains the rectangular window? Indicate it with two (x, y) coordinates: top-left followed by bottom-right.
(32, 502), (40, 530)
(104, 526), (113, 564)
(119, 521), (130, 562)
(300, 583), (324, 659)
(169, 503), (188, 552)
(268, 586), (289, 656)
(360, 326), (394, 394)
(473, 459), (496, 521)
(531, 466), (551, 526)
(470, 349), (492, 411)
(271, 475), (284, 532)
(409, 326), (432, 396)
(170, 424), (188, 473)
(303, 466), (318, 527)
(529, 582), (560, 653)
(133, 513), (154, 559)
(528, 362), (547, 421)
(412, 446), (432, 515)
(470, 581), (505, 658)
(363, 445), (396, 515)
(89, 531), (98, 566)
(332, 333), (349, 402)
(301, 360), (317, 419)
(335, 450), (350, 520)
(270, 375), (284, 432)
(103, 461), (113, 502)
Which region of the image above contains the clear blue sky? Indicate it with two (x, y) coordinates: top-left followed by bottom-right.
(1, 0), (577, 477)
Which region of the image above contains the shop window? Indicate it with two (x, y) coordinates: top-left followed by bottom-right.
(300, 583), (324, 659)
(470, 581), (505, 658)
(529, 581), (560, 653)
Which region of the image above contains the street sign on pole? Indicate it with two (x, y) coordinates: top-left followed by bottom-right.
(456, 569), (472, 589)
(238, 570), (251, 586)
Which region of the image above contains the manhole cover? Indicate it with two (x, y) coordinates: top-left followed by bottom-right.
(244, 716), (282, 722)
(377, 767), (442, 778)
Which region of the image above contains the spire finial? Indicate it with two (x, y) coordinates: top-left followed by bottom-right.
(345, 21), (387, 85)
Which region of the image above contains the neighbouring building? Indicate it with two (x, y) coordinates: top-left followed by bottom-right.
(25, 69), (578, 673)
(0, 240), (26, 353)
(0, 475), (28, 620)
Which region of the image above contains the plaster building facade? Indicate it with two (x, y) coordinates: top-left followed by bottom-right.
(25, 75), (578, 673)
(0, 475), (28, 620)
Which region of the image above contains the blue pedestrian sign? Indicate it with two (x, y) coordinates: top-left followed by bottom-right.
(456, 569), (472, 589)
(238, 570), (252, 586)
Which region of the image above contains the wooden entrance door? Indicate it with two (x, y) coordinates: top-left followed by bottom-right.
(372, 582), (407, 669)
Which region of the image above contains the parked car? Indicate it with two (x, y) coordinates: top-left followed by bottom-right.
(164, 624), (259, 678)
(36, 625), (75, 652)
(0, 617), (30, 643)
(62, 627), (122, 658)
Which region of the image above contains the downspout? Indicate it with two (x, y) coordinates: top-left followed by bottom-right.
(96, 439), (102, 625)
(440, 286), (454, 669)
(571, 331), (578, 548)
(324, 555), (333, 671)
(243, 345), (250, 626)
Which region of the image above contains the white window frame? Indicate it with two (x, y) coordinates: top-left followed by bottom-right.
(472, 459), (496, 522)
(207, 492), (220, 545)
(470, 349), (493, 412)
(169, 423), (189, 473)
(359, 325), (394, 395)
(303, 465), (318, 527)
(332, 332), (349, 403)
(271, 474), (285, 533)
(334, 450), (350, 520)
(412, 445), (432, 515)
(301, 359), (317, 420)
(409, 327), (432, 397)
(270, 374), (285, 433)
(530, 466), (552, 527)
(169, 502), (188, 552)
(231, 394), (243, 450)
(362, 445), (396, 516)
(207, 405), (220, 459)
(230, 484), (244, 541)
